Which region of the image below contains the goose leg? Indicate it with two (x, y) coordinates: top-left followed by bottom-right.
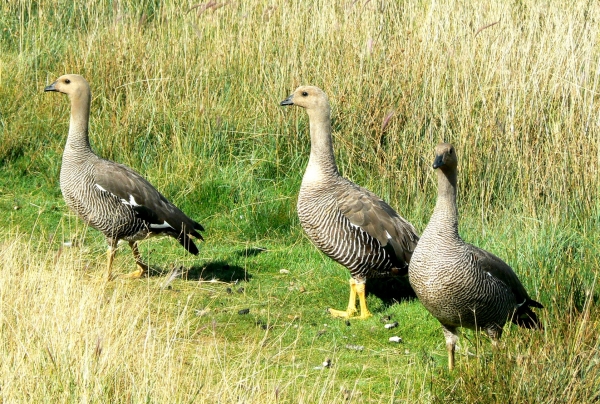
(355, 281), (372, 319)
(487, 326), (502, 347)
(106, 245), (117, 281)
(120, 241), (148, 279)
(487, 327), (502, 362)
(442, 325), (459, 370)
(328, 278), (359, 319)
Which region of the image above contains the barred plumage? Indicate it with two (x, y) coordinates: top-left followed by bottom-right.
(45, 74), (203, 280)
(281, 86), (419, 319)
(408, 143), (543, 370)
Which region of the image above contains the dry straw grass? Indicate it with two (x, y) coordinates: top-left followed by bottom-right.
(0, 0), (599, 402)
(3, 0), (598, 216)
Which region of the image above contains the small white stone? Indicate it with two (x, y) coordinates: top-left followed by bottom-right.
(389, 336), (403, 343)
(384, 322), (398, 329)
(279, 269), (290, 274)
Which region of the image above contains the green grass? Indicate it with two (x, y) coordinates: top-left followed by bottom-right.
(1, 0), (599, 402)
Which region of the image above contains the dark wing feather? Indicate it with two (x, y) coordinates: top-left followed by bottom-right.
(336, 181), (419, 268)
(94, 160), (204, 253)
(469, 244), (543, 328)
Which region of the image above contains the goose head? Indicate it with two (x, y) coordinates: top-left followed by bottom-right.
(433, 143), (458, 171)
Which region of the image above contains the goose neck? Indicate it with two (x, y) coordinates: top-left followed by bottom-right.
(65, 90), (93, 155)
(430, 168), (460, 235)
(306, 108), (338, 177)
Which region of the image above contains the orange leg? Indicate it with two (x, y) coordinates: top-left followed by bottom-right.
(119, 241), (148, 279)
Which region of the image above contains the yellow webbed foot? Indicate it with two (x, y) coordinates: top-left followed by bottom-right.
(328, 307), (358, 318)
(120, 262), (148, 279)
(328, 279), (372, 319)
(118, 241), (149, 279)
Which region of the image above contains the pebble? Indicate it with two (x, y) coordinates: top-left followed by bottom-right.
(313, 358), (332, 370)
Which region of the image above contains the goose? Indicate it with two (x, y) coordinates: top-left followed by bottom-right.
(44, 74), (204, 280)
(280, 86), (419, 319)
(408, 142), (543, 370)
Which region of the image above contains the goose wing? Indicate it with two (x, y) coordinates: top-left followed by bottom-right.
(93, 160), (204, 250)
(469, 244), (543, 327)
(335, 182), (419, 267)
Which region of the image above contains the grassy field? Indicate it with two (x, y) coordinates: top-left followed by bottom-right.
(1, 0), (599, 402)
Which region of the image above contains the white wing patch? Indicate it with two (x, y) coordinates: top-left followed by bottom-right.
(120, 194), (140, 207)
(150, 221), (175, 230)
(385, 230), (392, 239)
(95, 184), (138, 207)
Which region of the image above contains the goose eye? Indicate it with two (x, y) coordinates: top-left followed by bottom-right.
(64, 79), (71, 84)
(301, 91), (308, 96)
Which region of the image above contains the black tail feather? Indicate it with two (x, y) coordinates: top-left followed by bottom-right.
(189, 221), (204, 241)
(176, 222), (204, 255)
(177, 233), (199, 255)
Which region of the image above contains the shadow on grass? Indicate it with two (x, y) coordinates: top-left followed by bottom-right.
(367, 276), (417, 305)
(145, 248), (263, 282)
(235, 246), (268, 258)
(184, 261), (252, 283)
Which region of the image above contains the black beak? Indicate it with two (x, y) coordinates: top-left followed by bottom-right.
(44, 82), (57, 92)
(280, 94), (294, 106)
(432, 154), (444, 169)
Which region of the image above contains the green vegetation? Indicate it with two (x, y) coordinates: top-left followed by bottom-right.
(1, 0), (598, 402)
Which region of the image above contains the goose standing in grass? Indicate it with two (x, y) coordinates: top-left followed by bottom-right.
(280, 86), (419, 319)
(408, 142), (543, 370)
(44, 74), (204, 280)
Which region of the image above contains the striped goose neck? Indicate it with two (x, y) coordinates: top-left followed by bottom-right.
(305, 105), (339, 180)
(64, 89), (94, 158)
(429, 167), (460, 238)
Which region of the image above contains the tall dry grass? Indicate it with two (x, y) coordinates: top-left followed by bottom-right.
(2, 0), (598, 218)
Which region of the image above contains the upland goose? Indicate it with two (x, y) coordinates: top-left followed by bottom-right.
(280, 86), (419, 319)
(408, 143), (543, 370)
(44, 74), (203, 280)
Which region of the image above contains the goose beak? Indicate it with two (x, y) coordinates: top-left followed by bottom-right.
(280, 94), (294, 106)
(44, 82), (58, 92)
(433, 154), (444, 169)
